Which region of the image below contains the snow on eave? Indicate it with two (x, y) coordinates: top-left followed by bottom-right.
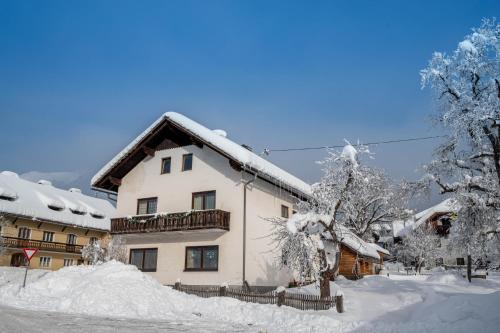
(396, 198), (457, 237)
(336, 225), (380, 260)
(91, 112), (312, 198)
(368, 242), (390, 256)
(0, 172), (115, 231)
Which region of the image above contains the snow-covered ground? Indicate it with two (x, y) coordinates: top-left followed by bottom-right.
(1, 262), (499, 333)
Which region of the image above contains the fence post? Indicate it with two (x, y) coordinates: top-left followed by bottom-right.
(174, 279), (181, 291)
(219, 282), (228, 297)
(276, 286), (286, 307)
(335, 292), (344, 313)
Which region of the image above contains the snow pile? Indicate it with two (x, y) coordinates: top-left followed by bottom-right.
(426, 271), (468, 285)
(1, 263), (500, 332)
(0, 261), (181, 320)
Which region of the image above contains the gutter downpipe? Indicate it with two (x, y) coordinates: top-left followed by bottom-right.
(242, 172), (257, 287)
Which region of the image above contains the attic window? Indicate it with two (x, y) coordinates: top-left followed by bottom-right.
(48, 204), (64, 211)
(70, 209), (87, 216)
(90, 212), (105, 219)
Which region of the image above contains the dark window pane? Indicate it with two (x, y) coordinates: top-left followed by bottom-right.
(161, 158), (171, 174)
(182, 154), (193, 171)
(143, 249), (158, 271)
(130, 250), (144, 269)
(138, 198), (157, 215)
(457, 258), (465, 265)
(186, 248), (202, 269)
(205, 192), (216, 210)
(203, 248), (218, 270)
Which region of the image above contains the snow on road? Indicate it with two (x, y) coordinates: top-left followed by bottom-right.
(1, 262), (500, 332)
(0, 305), (257, 333)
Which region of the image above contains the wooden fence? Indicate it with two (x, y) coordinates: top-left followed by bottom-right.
(173, 282), (343, 312)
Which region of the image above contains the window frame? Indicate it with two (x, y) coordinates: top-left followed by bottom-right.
(63, 258), (74, 267)
(89, 237), (98, 244)
(67, 234), (77, 245)
(191, 191), (216, 210)
(18, 227), (31, 240)
(281, 205), (289, 218)
(184, 245), (219, 272)
(129, 248), (158, 272)
(39, 256), (52, 268)
(42, 231), (54, 242)
(161, 157), (172, 174)
(456, 257), (465, 265)
(182, 153), (193, 171)
(137, 197), (158, 215)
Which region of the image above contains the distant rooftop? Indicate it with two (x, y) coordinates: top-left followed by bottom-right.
(0, 171), (115, 231)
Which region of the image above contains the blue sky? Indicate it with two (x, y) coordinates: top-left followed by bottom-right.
(0, 1), (498, 204)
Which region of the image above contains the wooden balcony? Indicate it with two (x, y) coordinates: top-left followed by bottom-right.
(2, 237), (83, 254)
(111, 209), (230, 234)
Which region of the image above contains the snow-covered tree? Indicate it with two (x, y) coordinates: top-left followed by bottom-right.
(81, 240), (105, 265)
(396, 225), (441, 273)
(273, 144), (414, 297)
(104, 236), (127, 263)
(421, 19), (500, 272)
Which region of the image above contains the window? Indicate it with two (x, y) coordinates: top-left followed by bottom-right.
(185, 246), (218, 271)
(435, 258), (444, 266)
(192, 191), (216, 210)
(182, 154), (193, 171)
(18, 227), (31, 239)
(89, 237), (98, 244)
(39, 257), (51, 268)
(63, 259), (74, 266)
(130, 248), (158, 272)
(137, 197), (158, 215)
(161, 157), (171, 174)
(456, 257), (465, 265)
(42, 231), (54, 242)
(10, 253), (28, 267)
(67, 234), (77, 245)
(281, 205), (289, 218)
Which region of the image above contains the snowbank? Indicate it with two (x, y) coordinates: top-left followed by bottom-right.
(1, 262), (500, 332)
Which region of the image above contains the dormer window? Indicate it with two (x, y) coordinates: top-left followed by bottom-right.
(70, 208), (86, 215)
(182, 154), (193, 171)
(90, 212), (105, 219)
(48, 204), (64, 211)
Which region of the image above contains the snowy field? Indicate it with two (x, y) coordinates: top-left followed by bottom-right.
(1, 262), (500, 333)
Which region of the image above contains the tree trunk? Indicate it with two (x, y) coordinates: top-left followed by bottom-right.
(467, 254), (472, 283)
(319, 275), (331, 298)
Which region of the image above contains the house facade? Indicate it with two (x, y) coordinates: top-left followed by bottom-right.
(0, 172), (114, 270)
(393, 199), (467, 267)
(91, 112), (310, 287)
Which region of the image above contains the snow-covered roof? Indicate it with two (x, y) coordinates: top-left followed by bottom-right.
(336, 225), (380, 260)
(0, 171), (114, 231)
(368, 243), (390, 256)
(91, 112), (312, 198)
(395, 198), (457, 237)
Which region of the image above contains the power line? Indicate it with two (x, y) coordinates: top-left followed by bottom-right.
(265, 135), (446, 153)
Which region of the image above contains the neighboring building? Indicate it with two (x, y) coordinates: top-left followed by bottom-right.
(393, 199), (466, 267)
(91, 112), (311, 287)
(0, 171), (114, 270)
(336, 226), (385, 279)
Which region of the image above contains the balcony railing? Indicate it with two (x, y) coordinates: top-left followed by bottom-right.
(2, 237), (83, 254)
(111, 209), (230, 234)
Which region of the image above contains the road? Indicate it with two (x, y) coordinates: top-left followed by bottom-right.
(0, 305), (260, 333)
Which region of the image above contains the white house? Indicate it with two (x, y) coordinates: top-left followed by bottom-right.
(91, 112), (311, 287)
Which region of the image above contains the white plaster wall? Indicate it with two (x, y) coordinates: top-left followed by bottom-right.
(115, 144), (298, 286)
